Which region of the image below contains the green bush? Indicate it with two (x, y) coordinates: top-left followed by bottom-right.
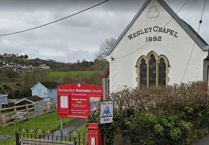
(87, 81), (209, 145)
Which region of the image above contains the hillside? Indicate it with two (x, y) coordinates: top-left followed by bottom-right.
(0, 56), (107, 71)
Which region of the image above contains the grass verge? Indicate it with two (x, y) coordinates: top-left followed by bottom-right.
(0, 111), (75, 145)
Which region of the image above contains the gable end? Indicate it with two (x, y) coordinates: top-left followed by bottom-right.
(106, 0), (208, 56)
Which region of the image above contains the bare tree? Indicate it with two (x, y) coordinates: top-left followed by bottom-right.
(96, 37), (116, 60)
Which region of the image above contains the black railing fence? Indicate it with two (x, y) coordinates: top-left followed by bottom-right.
(15, 126), (88, 145)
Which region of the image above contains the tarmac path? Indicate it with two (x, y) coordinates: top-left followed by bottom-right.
(42, 118), (87, 141)
(61, 118), (87, 135)
(192, 134), (209, 145)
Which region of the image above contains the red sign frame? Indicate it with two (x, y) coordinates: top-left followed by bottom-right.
(57, 83), (103, 119)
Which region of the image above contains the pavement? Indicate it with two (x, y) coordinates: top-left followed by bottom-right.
(192, 134), (209, 145)
(62, 118), (87, 135)
(43, 118), (87, 140)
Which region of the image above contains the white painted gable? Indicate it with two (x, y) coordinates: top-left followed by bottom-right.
(106, 0), (208, 92)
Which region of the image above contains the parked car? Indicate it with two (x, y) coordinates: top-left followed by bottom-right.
(11, 112), (27, 121)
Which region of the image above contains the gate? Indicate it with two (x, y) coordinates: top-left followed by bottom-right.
(15, 126), (88, 145)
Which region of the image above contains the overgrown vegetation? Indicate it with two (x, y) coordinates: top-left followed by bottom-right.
(4, 70), (101, 99)
(87, 81), (209, 145)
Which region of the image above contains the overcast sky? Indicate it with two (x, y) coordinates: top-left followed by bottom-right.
(0, 0), (208, 63)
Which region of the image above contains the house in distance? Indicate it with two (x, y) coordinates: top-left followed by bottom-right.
(0, 94), (8, 105)
(31, 82), (58, 101)
(103, 0), (209, 93)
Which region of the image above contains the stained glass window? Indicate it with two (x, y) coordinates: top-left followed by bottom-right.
(149, 54), (156, 86)
(140, 58), (147, 87)
(158, 58), (166, 86)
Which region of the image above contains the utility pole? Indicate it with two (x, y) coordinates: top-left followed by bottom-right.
(102, 77), (108, 145)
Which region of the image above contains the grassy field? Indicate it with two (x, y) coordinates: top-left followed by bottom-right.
(20, 71), (93, 80)
(0, 112), (75, 145)
(46, 71), (93, 79)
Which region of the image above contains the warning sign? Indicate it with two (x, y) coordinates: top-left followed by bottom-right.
(100, 101), (113, 124)
(101, 106), (112, 118)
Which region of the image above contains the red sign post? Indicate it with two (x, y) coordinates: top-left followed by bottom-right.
(57, 83), (103, 119)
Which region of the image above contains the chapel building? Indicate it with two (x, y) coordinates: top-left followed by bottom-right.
(100, 0), (209, 94)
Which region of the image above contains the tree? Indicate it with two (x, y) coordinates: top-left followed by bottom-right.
(2, 84), (12, 94)
(15, 83), (22, 89)
(24, 55), (28, 59)
(2, 68), (19, 78)
(96, 37), (116, 60)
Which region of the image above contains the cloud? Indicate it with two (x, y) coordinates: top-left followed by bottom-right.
(0, 0), (208, 63)
(27, 47), (95, 63)
(0, 39), (25, 54)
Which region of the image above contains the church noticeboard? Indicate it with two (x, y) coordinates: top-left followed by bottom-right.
(60, 96), (68, 108)
(57, 83), (103, 119)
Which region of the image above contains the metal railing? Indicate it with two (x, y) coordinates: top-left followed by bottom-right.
(16, 126), (88, 145)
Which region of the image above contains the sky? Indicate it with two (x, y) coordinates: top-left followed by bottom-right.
(0, 0), (208, 63)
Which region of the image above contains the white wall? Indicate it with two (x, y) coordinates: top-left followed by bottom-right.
(106, 0), (208, 93)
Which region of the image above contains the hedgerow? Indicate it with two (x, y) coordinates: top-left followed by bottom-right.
(87, 81), (209, 145)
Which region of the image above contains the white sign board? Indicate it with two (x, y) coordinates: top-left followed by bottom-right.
(60, 96), (68, 108)
(91, 137), (95, 145)
(100, 101), (113, 124)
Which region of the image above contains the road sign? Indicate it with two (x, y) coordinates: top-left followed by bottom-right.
(100, 101), (113, 124)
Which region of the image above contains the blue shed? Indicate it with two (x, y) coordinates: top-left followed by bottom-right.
(0, 94), (8, 105)
(31, 82), (58, 102)
(15, 96), (44, 115)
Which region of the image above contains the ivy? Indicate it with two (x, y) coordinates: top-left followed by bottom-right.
(154, 124), (163, 135)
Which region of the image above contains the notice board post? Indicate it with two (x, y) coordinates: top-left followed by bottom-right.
(57, 83), (103, 119)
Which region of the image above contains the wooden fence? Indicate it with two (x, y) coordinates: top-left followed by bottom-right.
(0, 100), (57, 128)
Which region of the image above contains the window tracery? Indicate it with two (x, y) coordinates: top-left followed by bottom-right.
(136, 51), (169, 88)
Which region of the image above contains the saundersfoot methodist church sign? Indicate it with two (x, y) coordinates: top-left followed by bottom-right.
(100, 0), (209, 93)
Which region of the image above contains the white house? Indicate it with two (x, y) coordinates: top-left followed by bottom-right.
(102, 0), (209, 93)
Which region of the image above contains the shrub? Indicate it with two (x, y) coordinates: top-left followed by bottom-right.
(87, 81), (209, 145)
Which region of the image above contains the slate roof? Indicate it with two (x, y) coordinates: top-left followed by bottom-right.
(0, 94), (8, 98)
(25, 96), (43, 102)
(106, 0), (208, 55)
(100, 64), (109, 77)
(40, 82), (58, 89)
(15, 96), (43, 105)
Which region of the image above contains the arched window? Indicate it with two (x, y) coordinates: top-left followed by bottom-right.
(158, 58), (166, 86)
(140, 58), (147, 87)
(149, 54), (156, 86)
(136, 51), (169, 89)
